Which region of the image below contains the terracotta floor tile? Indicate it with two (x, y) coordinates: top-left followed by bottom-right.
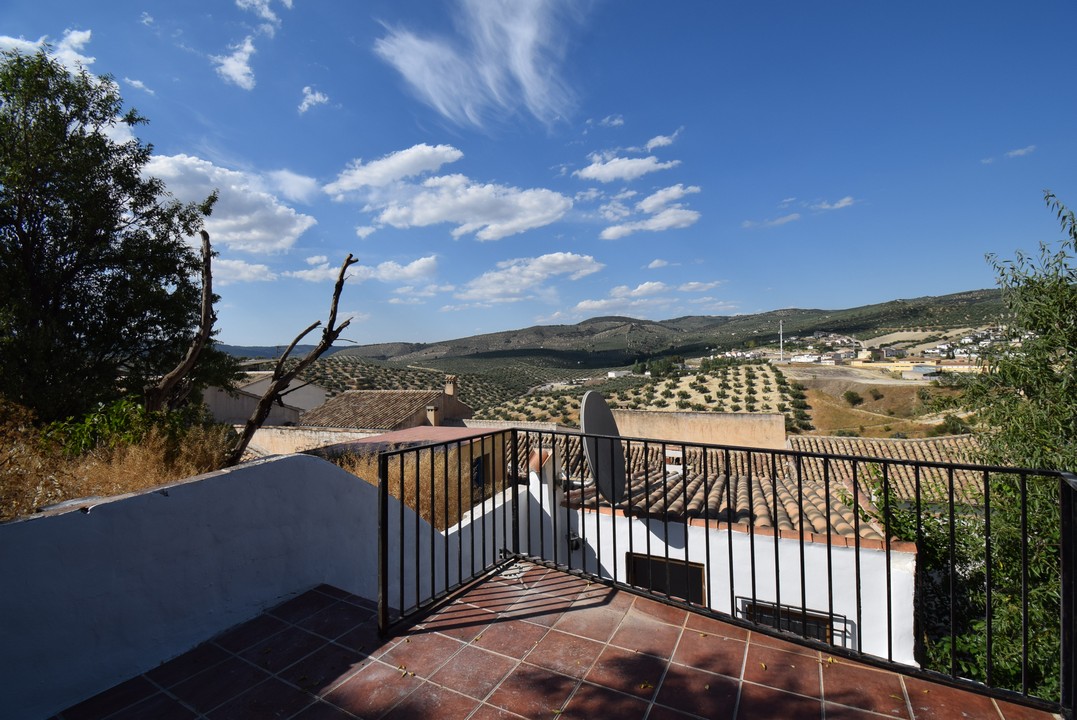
(904, 677), (1004, 720)
(382, 683), (481, 720)
(206, 677), (317, 719)
(572, 584), (636, 611)
(584, 645), (666, 699)
(419, 601), (496, 642)
(647, 703), (709, 720)
(61, 675), (158, 720)
(290, 699), (362, 720)
(429, 644), (518, 700)
(146, 641), (231, 687)
(268, 589), (342, 624)
(996, 697), (1062, 720)
(553, 604), (627, 642)
(240, 625), (328, 674)
(471, 618), (549, 658)
(336, 619), (398, 660)
(170, 655), (273, 714)
(323, 660), (424, 719)
(633, 595), (689, 627)
(485, 663), (579, 717)
(748, 629), (824, 659)
(685, 612), (750, 641)
(561, 681), (651, 719)
(736, 682), (822, 720)
(821, 661), (909, 718)
(502, 589), (575, 626)
(107, 693), (199, 720)
(298, 601), (377, 641)
(279, 642), (369, 695)
(469, 703), (529, 719)
(461, 579), (529, 614)
(674, 628), (747, 678)
(742, 643), (822, 698)
(824, 701), (904, 719)
(524, 628), (605, 679)
(380, 629), (464, 678)
(213, 613), (290, 654)
(655, 665), (739, 719)
(609, 608), (684, 659)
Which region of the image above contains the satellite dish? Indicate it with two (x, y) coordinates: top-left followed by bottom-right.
(580, 391), (627, 505)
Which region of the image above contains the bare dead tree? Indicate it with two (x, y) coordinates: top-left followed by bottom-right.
(224, 253), (357, 466)
(145, 230), (215, 413)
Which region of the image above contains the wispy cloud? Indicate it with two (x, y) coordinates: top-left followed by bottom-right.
(599, 114), (624, 127)
(741, 212), (801, 229)
(266, 169), (320, 204)
(123, 77), (155, 95)
(647, 259), (670, 269)
(1005, 144), (1036, 158)
(286, 255), (438, 284)
(215, 258), (278, 285)
(374, 0), (583, 128)
(0, 28), (95, 71)
(812, 195), (855, 211)
(679, 281), (720, 292)
(298, 86), (329, 114)
(645, 127), (681, 151)
(453, 252), (603, 304)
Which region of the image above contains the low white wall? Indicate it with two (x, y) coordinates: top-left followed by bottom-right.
(0, 454), (420, 719)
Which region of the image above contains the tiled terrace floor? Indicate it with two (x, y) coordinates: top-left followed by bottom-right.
(57, 563), (1059, 720)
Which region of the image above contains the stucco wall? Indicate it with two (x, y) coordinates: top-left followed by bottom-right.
(612, 410), (787, 449)
(203, 386), (301, 425)
(247, 426), (379, 454)
(0, 455), (409, 719)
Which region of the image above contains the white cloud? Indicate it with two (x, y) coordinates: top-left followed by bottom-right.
(298, 85), (329, 114)
(636, 183), (700, 214)
(980, 157), (996, 165)
(600, 114), (624, 127)
(377, 173), (572, 241)
(0, 29), (95, 70)
(355, 226), (377, 239)
(599, 200), (632, 221)
(687, 297), (738, 312)
(455, 252), (603, 303)
(123, 77), (155, 95)
(574, 154), (680, 183)
(140, 13), (154, 27)
(212, 36), (256, 90)
(325, 144), (464, 196)
(812, 196), (855, 211)
(266, 169), (319, 203)
(374, 0), (580, 128)
(573, 295), (673, 316)
(285, 255), (438, 284)
(741, 212), (801, 229)
(575, 188), (602, 202)
(1005, 145), (1036, 158)
(645, 128), (681, 151)
(611, 281), (667, 298)
(600, 206), (700, 240)
(678, 281), (720, 292)
(145, 154), (316, 253)
(647, 259), (669, 269)
(215, 258), (278, 285)
(237, 0), (280, 26)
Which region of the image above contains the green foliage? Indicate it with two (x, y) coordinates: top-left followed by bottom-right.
(843, 390), (864, 407)
(0, 49), (229, 420)
(45, 397), (213, 457)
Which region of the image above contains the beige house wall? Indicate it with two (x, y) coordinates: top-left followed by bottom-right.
(246, 426), (379, 455)
(611, 410), (786, 449)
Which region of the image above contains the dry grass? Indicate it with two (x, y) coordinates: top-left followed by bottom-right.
(336, 442), (506, 531)
(1, 422), (233, 523)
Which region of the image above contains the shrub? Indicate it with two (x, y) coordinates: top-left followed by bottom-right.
(843, 390), (864, 407)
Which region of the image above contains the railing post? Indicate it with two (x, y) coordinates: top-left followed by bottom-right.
(511, 429), (520, 556)
(377, 452), (389, 636)
(1060, 473), (1077, 715)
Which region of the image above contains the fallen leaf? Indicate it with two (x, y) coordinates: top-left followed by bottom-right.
(760, 662), (767, 670)
(639, 682), (654, 689)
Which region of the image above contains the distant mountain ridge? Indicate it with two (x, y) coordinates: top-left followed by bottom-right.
(222, 288), (1003, 365)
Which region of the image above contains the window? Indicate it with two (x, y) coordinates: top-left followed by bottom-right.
(626, 553), (706, 604)
(739, 598), (850, 646)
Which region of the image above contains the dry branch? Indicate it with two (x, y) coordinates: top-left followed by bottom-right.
(224, 253), (357, 466)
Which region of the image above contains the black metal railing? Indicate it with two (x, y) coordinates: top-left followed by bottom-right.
(376, 427), (1076, 716)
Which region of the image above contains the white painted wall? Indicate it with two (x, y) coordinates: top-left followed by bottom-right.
(0, 455), (434, 719)
(521, 466), (918, 666)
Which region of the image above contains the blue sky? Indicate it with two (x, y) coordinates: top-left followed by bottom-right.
(3, 1), (1075, 346)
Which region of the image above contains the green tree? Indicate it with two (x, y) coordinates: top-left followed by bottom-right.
(842, 390), (864, 407)
(0, 49), (233, 420)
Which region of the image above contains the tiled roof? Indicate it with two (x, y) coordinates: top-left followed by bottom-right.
(300, 390), (441, 430)
(520, 435), (887, 542)
(787, 435), (982, 505)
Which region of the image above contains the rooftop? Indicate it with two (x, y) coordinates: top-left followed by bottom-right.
(300, 389), (445, 430)
(57, 563), (1057, 720)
